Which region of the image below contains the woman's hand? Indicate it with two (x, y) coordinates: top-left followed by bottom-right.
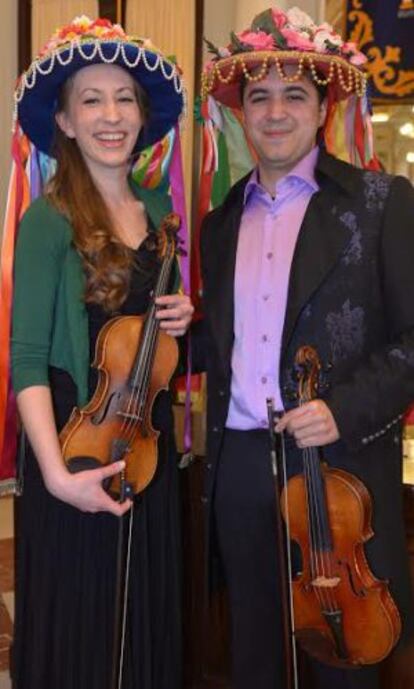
(275, 400), (340, 448)
(48, 461), (133, 516)
(155, 294), (194, 337)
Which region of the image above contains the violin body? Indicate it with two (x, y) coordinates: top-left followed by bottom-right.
(282, 458), (401, 667)
(273, 345), (401, 671)
(60, 315), (178, 496)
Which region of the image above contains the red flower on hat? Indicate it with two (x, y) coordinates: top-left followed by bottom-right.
(271, 8), (287, 29)
(236, 30), (276, 51)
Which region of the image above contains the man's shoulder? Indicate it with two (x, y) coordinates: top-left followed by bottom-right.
(202, 172), (251, 227)
(317, 151), (397, 198)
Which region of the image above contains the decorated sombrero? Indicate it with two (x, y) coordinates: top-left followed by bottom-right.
(15, 15), (185, 154)
(0, 16), (190, 493)
(201, 6), (367, 108)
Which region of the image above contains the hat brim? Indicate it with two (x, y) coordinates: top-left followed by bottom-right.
(17, 41), (184, 154)
(202, 51), (366, 109)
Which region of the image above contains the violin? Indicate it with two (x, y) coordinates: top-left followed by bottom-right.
(269, 345), (401, 673)
(60, 213), (180, 500)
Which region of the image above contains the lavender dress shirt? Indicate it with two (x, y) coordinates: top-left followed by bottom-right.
(226, 146), (319, 430)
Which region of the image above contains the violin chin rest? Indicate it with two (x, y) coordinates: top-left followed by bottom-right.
(67, 456), (102, 473)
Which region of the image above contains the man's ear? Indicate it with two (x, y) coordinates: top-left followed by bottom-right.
(318, 97), (328, 129)
(55, 110), (75, 139)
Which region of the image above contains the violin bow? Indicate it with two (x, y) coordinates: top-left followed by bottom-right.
(267, 398), (300, 689)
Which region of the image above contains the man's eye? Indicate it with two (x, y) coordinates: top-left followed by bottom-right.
(286, 93), (306, 101)
(250, 96), (267, 103)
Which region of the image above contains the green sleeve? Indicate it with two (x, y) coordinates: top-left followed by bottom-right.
(11, 198), (72, 394)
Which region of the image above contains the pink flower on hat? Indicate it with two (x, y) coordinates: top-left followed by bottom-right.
(342, 42), (367, 66)
(237, 30), (276, 51)
(271, 8), (288, 29)
(280, 27), (315, 51)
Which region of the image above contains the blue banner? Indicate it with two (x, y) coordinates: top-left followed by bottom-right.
(345, 0), (414, 101)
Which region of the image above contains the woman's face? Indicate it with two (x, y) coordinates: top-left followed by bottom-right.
(56, 63), (143, 178)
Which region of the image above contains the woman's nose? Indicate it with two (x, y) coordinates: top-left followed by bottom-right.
(102, 99), (121, 122)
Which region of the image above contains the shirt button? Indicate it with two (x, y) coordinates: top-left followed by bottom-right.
(261, 376), (267, 384)
(218, 389), (225, 397)
(266, 252), (273, 260)
(262, 334), (268, 342)
(212, 426), (220, 433)
(263, 294), (270, 302)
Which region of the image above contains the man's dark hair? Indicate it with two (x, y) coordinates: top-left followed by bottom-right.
(239, 67), (328, 105)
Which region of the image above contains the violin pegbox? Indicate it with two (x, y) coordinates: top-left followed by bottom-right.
(294, 345), (321, 404)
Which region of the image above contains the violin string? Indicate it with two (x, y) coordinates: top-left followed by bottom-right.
(309, 446), (338, 614)
(303, 446), (326, 612)
(305, 442), (334, 615)
(119, 243), (173, 444)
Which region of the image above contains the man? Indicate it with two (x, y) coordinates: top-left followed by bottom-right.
(196, 5), (414, 689)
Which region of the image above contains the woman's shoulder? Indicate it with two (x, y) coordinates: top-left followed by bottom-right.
(18, 195), (73, 250)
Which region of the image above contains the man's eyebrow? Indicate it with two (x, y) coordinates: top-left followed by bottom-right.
(245, 86), (270, 98)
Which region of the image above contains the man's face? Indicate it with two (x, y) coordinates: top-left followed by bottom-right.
(242, 66), (327, 181)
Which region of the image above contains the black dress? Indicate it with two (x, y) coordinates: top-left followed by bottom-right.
(12, 240), (182, 689)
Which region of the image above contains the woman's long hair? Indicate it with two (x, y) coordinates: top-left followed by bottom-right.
(46, 76), (149, 313)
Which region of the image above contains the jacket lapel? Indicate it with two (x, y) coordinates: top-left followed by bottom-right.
(281, 156), (355, 354)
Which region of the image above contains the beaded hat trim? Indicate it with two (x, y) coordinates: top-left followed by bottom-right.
(15, 38), (184, 118)
(202, 50), (367, 105)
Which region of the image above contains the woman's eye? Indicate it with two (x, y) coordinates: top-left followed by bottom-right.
(83, 97), (99, 105)
(118, 96), (135, 103)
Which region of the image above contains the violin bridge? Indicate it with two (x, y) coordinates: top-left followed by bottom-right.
(312, 575), (341, 589)
(116, 411), (141, 422)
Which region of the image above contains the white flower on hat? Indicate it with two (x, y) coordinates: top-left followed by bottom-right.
(286, 7), (316, 31)
(314, 29), (343, 53)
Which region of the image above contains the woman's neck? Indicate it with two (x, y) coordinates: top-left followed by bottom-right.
(90, 165), (134, 206)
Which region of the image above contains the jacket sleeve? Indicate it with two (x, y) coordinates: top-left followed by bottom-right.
(11, 199), (70, 394)
(325, 175), (414, 451)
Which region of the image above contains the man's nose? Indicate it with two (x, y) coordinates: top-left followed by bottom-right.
(266, 97), (287, 119)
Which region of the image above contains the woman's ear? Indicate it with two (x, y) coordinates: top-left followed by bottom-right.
(55, 110), (75, 139)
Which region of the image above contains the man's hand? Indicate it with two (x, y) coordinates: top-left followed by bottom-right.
(275, 400), (340, 448)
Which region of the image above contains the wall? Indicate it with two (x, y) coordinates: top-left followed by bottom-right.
(0, 0), (17, 231)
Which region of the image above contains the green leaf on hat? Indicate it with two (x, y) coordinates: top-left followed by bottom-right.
(203, 37), (222, 58)
(251, 9), (287, 49)
(229, 31), (252, 53)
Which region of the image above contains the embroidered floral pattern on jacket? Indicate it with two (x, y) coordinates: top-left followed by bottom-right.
(340, 211), (362, 265)
(326, 299), (365, 361)
(363, 172), (392, 212)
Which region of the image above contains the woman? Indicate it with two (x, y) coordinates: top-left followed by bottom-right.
(9, 17), (192, 689)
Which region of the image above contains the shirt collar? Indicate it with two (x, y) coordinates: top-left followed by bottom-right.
(243, 146), (320, 206)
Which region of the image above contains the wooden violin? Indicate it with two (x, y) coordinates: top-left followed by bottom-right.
(60, 213), (180, 500)
(269, 345), (401, 673)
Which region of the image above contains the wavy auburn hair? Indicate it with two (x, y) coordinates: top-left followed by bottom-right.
(45, 74), (149, 313)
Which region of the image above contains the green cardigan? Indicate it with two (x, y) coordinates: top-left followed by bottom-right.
(11, 183), (173, 406)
